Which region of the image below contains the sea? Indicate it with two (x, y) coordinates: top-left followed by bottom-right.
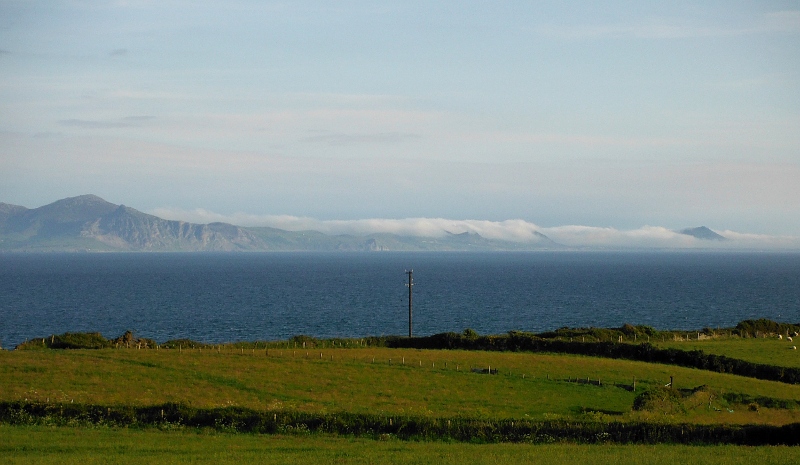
(1, 251), (799, 348)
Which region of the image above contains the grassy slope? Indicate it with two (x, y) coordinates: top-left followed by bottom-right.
(3, 347), (800, 425)
(652, 337), (800, 369)
(1, 425), (797, 465)
(4, 341), (800, 461)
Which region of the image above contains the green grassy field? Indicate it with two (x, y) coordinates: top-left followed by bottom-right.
(1, 425), (798, 465)
(3, 337), (800, 461)
(653, 336), (800, 368)
(3, 346), (800, 425)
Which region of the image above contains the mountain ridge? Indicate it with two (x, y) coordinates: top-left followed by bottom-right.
(678, 226), (728, 241)
(0, 195), (560, 252)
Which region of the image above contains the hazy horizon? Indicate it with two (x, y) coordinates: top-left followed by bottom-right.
(2, 2), (798, 241)
(4, 193), (799, 250)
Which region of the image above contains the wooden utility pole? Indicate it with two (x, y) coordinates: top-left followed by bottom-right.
(406, 270), (414, 337)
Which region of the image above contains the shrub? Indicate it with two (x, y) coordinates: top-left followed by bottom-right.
(16, 332), (112, 350)
(735, 319), (800, 337)
(15, 331), (159, 350)
(632, 387), (684, 412)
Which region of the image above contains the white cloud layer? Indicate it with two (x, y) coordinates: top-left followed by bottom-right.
(149, 208), (800, 250)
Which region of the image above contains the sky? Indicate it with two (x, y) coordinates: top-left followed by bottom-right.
(1, 1), (799, 248)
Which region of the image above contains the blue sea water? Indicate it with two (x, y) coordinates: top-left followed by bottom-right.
(1, 252), (799, 348)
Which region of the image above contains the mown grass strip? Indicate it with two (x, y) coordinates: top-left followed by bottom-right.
(3, 425), (798, 465)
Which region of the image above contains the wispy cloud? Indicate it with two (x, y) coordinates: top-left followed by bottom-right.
(537, 10), (800, 40)
(59, 119), (128, 129)
(147, 207), (800, 250)
(528, 225), (800, 250)
(58, 116), (155, 129)
(763, 10), (800, 33)
(149, 209), (546, 242)
(108, 48), (128, 57)
(121, 115), (155, 123)
(718, 230), (800, 249)
(302, 132), (422, 146)
(537, 23), (727, 40)
(541, 225), (697, 248)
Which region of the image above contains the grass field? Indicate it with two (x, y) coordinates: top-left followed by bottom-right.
(1, 425), (798, 465)
(653, 336), (800, 369)
(3, 346), (800, 425)
(3, 337), (800, 461)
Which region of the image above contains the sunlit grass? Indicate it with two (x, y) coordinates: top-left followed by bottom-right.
(0, 425), (797, 465)
(3, 347), (800, 424)
(652, 336), (800, 368)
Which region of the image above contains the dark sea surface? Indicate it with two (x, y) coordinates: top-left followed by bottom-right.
(1, 252), (799, 348)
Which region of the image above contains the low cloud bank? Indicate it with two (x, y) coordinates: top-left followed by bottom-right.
(150, 207), (800, 250)
(541, 225), (800, 249)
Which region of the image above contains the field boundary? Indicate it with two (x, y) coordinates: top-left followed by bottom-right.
(385, 333), (800, 385)
(2, 401), (799, 445)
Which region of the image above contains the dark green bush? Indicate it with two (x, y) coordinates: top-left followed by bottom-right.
(632, 387), (684, 412)
(15, 331), (158, 350)
(16, 332), (111, 350)
(735, 319), (800, 337)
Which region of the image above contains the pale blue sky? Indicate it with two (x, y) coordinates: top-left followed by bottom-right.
(1, 1), (799, 244)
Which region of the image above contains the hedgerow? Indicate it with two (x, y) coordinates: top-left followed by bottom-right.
(1, 401), (798, 445)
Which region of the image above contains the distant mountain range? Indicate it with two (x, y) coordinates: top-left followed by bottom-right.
(678, 226), (728, 241)
(0, 195), (561, 252)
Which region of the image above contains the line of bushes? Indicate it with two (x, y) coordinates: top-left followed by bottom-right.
(1, 401), (798, 445)
(15, 319), (799, 351)
(721, 393), (800, 410)
(530, 319), (800, 341)
(15, 330), (157, 350)
(14, 332), (377, 351)
(384, 331), (800, 385)
(735, 319), (800, 338)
